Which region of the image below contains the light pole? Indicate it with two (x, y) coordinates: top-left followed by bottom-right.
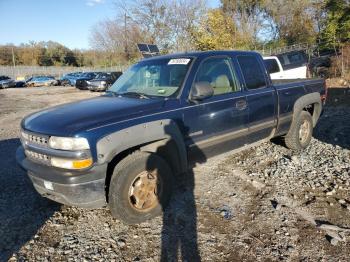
(124, 13), (130, 61)
(11, 47), (16, 78)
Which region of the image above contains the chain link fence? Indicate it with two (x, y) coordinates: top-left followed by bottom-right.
(0, 65), (128, 80)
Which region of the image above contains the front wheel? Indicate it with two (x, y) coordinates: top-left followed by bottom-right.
(285, 111), (313, 151)
(108, 152), (174, 224)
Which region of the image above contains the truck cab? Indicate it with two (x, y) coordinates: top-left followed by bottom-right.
(264, 50), (309, 79)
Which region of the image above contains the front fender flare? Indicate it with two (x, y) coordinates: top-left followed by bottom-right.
(96, 119), (187, 174)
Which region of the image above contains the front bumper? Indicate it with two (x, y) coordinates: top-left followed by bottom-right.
(88, 85), (107, 91)
(16, 146), (107, 208)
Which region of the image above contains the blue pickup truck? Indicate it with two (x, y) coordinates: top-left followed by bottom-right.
(17, 51), (326, 224)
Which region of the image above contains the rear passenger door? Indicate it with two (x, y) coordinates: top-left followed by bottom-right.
(236, 55), (277, 144)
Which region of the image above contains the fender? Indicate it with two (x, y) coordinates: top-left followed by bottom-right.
(293, 92), (322, 127)
(96, 119), (187, 174)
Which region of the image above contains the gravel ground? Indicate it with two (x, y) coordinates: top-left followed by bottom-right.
(0, 86), (349, 261)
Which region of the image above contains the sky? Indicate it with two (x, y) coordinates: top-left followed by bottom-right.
(0, 0), (220, 50)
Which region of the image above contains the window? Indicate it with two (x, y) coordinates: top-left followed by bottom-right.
(264, 58), (280, 74)
(277, 51), (308, 70)
(237, 55), (266, 90)
(195, 57), (238, 95)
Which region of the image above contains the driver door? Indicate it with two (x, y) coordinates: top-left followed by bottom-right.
(183, 56), (249, 157)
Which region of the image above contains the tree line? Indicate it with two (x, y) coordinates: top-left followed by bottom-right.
(0, 41), (118, 67)
(1, 0), (349, 67)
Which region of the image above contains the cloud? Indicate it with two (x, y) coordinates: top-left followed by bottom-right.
(86, 0), (104, 7)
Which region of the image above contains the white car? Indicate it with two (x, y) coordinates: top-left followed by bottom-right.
(263, 51), (308, 79)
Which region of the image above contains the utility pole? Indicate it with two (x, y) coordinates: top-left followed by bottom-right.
(11, 47), (16, 78)
(124, 12), (129, 61)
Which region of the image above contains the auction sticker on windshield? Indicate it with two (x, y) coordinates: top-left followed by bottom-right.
(168, 58), (191, 65)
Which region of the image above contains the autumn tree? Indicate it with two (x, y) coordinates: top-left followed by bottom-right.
(0, 45), (15, 65)
(191, 9), (246, 50)
(264, 0), (320, 45)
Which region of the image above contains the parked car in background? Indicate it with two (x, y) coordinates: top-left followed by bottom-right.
(15, 80), (26, 87)
(26, 76), (59, 87)
(60, 72), (82, 86)
(0, 76), (16, 89)
(308, 56), (332, 78)
(264, 50), (308, 79)
(75, 72), (99, 90)
(87, 72), (123, 92)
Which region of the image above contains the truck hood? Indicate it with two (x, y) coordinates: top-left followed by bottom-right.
(23, 95), (165, 136)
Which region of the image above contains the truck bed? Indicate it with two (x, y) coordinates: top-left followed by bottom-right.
(273, 78), (326, 97)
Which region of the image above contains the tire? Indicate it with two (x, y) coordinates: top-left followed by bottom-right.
(285, 111), (313, 151)
(108, 151), (174, 224)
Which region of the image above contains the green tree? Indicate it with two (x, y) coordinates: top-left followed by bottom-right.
(319, 0), (350, 48)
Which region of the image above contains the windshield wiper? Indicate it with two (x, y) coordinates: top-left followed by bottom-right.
(117, 91), (150, 99)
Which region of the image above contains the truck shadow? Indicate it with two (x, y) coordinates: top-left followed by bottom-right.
(0, 138), (59, 261)
(148, 124), (204, 261)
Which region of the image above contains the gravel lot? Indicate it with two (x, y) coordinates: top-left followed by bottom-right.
(0, 86), (349, 261)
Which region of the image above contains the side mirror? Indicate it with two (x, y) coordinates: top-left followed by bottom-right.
(190, 81), (214, 101)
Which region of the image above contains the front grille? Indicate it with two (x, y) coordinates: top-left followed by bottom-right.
(76, 80), (87, 87)
(21, 130), (51, 165)
(21, 131), (49, 147)
(25, 149), (51, 165)
(28, 134), (48, 146)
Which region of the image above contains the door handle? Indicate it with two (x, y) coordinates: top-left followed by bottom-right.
(235, 100), (247, 110)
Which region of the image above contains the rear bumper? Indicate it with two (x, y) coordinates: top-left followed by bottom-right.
(16, 146), (107, 208)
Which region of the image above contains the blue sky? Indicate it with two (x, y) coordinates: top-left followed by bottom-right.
(0, 0), (220, 50)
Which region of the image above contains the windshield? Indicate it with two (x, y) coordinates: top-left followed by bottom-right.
(109, 57), (192, 97)
(81, 72), (96, 78)
(95, 73), (109, 79)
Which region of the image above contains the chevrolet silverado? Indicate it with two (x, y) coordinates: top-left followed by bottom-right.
(16, 51), (326, 224)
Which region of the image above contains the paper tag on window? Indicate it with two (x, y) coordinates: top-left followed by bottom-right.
(168, 58), (190, 65)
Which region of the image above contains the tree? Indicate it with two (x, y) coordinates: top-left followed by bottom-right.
(319, 0), (350, 49)
(220, 0), (271, 47)
(0, 45), (15, 65)
(162, 0), (207, 52)
(89, 0), (207, 59)
(191, 9), (245, 50)
(262, 0), (319, 45)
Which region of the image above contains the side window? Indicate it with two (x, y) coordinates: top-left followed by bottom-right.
(195, 57), (239, 95)
(237, 56), (267, 90)
(277, 51), (308, 70)
(264, 59), (280, 74)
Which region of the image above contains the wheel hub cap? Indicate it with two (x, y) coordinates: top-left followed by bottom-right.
(129, 170), (160, 211)
(299, 120), (310, 144)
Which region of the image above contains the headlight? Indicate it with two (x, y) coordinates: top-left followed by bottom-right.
(51, 157), (93, 169)
(49, 136), (90, 150)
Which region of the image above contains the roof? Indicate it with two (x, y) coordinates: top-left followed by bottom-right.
(143, 50), (260, 61)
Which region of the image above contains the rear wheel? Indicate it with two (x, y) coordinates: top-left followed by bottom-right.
(108, 152), (174, 224)
(285, 111), (313, 151)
